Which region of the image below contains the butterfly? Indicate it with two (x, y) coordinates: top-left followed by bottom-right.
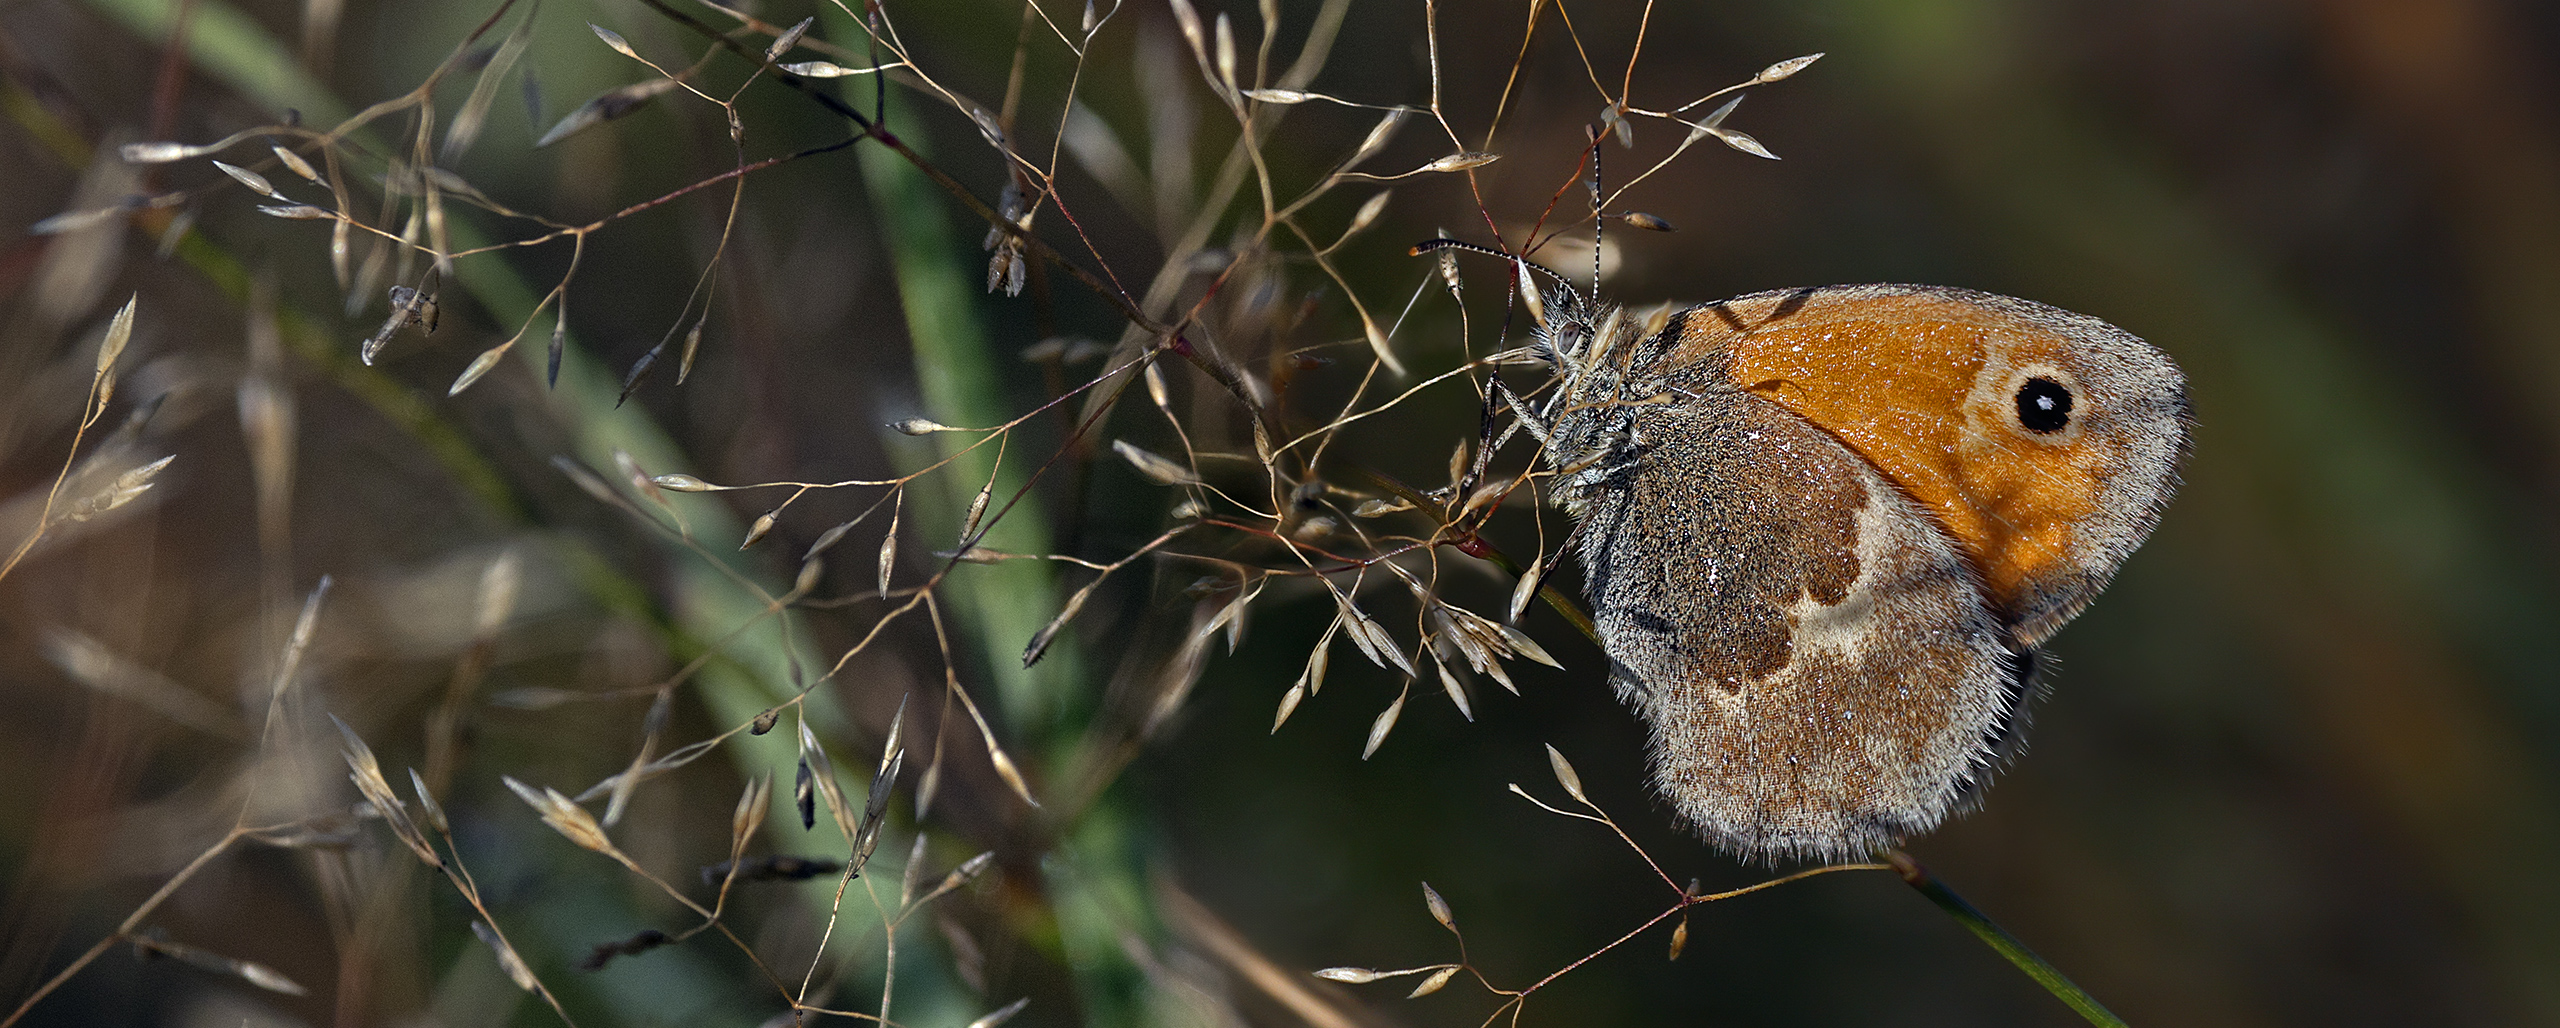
(1483, 260), (2189, 861)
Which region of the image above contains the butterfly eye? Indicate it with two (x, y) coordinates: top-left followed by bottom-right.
(2014, 376), (2075, 434)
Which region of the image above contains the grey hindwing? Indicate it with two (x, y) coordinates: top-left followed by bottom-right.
(1567, 389), (2021, 861)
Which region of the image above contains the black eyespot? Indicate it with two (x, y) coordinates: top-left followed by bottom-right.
(2014, 377), (2074, 434)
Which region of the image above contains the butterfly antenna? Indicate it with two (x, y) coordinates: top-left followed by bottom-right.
(1409, 238), (1588, 316)
(1587, 124), (1605, 302)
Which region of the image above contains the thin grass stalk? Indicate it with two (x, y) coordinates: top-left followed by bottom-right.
(1884, 851), (2128, 1028)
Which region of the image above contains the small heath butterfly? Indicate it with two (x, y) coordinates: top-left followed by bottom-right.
(1509, 270), (2189, 861)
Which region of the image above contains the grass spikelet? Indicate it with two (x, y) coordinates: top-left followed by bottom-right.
(503, 775), (620, 856)
(1361, 685), (1407, 759)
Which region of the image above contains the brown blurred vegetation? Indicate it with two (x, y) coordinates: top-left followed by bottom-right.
(3, 0), (2559, 1026)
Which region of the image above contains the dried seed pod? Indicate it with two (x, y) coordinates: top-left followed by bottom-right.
(213, 161), (278, 198)
(1434, 660), (1472, 721)
(742, 512), (777, 550)
(1113, 439), (1199, 486)
(1545, 744), (1589, 805)
(1756, 53), (1825, 82)
(1408, 966), (1459, 998)
(878, 497), (901, 598)
(588, 23), (639, 59)
(271, 145), (319, 182)
(1415, 151), (1499, 174)
(1361, 687), (1407, 759)
(960, 480), (992, 544)
(1271, 679), (1306, 733)
(1422, 882), (1455, 930)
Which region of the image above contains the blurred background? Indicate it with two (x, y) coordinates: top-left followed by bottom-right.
(3, 0), (2558, 1026)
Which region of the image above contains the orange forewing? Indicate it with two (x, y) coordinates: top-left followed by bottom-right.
(1675, 290), (2110, 627)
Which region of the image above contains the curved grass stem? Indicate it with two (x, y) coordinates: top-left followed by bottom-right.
(1884, 849), (2129, 1028)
